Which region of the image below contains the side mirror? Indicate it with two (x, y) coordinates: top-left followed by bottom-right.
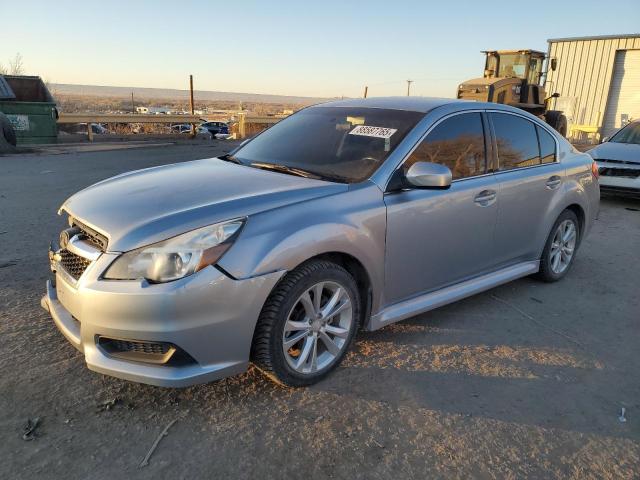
(550, 58), (557, 71)
(551, 92), (560, 98)
(405, 162), (452, 189)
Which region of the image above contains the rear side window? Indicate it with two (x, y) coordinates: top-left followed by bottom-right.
(404, 113), (486, 180)
(492, 113), (540, 170)
(537, 125), (556, 164)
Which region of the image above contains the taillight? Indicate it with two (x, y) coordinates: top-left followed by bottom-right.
(591, 161), (599, 179)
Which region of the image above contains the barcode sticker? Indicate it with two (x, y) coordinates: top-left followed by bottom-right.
(349, 125), (397, 139)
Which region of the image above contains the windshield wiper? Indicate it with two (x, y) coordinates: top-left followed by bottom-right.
(218, 154), (243, 165)
(249, 162), (322, 179)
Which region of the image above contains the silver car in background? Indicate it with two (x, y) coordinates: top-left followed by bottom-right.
(588, 120), (640, 198)
(41, 97), (600, 387)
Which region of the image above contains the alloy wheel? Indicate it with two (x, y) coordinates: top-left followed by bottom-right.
(282, 281), (353, 374)
(549, 219), (577, 274)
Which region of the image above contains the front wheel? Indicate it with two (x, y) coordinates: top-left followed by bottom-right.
(536, 210), (580, 282)
(544, 110), (568, 138)
(251, 260), (360, 387)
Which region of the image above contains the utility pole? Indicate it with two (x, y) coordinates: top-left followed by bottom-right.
(406, 80), (413, 96)
(131, 92), (135, 113)
(189, 74), (195, 138)
(363, 86), (368, 98)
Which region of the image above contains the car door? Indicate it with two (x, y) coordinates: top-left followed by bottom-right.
(383, 111), (500, 305)
(489, 112), (566, 266)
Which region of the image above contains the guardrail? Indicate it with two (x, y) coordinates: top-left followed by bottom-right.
(57, 113), (203, 124)
(57, 112), (288, 141)
(57, 113), (204, 141)
(235, 113), (284, 138)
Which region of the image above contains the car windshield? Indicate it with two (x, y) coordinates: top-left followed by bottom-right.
(229, 106), (424, 183)
(609, 122), (640, 144)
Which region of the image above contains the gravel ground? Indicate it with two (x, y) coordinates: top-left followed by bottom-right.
(1, 143), (639, 479)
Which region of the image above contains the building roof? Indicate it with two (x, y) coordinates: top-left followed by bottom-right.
(483, 49), (546, 56)
(0, 75), (16, 100)
(315, 96), (466, 113)
(548, 33), (640, 43)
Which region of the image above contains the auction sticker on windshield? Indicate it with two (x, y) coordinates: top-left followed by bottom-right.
(349, 125), (397, 139)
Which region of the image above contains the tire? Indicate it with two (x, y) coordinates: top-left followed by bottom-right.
(0, 113), (17, 146)
(536, 210), (580, 282)
(545, 110), (568, 138)
(556, 115), (568, 138)
(251, 259), (360, 387)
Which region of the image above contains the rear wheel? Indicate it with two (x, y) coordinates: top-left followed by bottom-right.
(251, 260), (360, 387)
(536, 210), (580, 282)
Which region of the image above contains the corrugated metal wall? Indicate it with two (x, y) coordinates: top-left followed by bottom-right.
(602, 50), (640, 137)
(545, 35), (640, 138)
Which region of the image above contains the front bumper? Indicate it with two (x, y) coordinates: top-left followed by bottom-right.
(597, 162), (640, 198)
(41, 252), (284, 387)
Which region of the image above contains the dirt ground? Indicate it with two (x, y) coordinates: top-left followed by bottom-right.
(1, 142), (639, 479)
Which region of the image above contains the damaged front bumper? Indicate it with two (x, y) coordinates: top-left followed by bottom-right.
(41, 250), (284, 387)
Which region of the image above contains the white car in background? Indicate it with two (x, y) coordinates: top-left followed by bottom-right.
(588, 120), (640, 198)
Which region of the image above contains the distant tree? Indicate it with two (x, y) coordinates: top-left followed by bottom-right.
(9, 53), (25, 75)
(0, 53), (25, 75)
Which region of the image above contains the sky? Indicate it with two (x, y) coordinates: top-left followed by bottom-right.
(1, 0), (638, 99)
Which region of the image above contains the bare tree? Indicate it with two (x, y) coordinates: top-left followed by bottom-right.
(9, 53), (25, 75)
(0, 62), (6, 75)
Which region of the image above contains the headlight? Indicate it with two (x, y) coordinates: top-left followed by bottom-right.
(103, 219), (244, 283)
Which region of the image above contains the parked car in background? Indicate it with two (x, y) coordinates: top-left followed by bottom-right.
(588, 120), (640, 198)
(170, 123), (212, 138)
(169, 124), (191, 134)
(200, 121), (230, 139)
(60, 123), (109, 135)
(42, 97), (599, 388)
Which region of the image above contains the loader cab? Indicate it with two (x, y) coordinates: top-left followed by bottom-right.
(483, 50), (546, 86)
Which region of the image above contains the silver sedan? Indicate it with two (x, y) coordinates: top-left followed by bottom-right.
(42, 97), (600, 387)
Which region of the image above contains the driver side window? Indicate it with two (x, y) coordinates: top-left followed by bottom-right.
(404, 113), (487, 180)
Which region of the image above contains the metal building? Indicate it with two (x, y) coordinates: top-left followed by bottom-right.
(544, 34), (640, 141)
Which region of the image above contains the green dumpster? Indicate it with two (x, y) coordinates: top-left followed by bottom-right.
(0, 75), (58, 144)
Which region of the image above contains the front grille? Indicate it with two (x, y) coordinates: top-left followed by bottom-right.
(598, 167), (640, 178)
(598, 159), (640, 166)
(59, 249), (92, 280)
(71, 219), (108, 251)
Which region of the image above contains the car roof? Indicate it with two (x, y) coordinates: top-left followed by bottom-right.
(313, 96), (469, 113)
(312, 96), (554, 121)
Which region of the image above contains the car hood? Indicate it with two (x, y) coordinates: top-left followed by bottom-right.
(61, 158), (347, 252)
(588, 142), (640, 164)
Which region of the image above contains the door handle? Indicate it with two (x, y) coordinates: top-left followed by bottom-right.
(546, 176), (562, 189)
(474, 189), (497, 206)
